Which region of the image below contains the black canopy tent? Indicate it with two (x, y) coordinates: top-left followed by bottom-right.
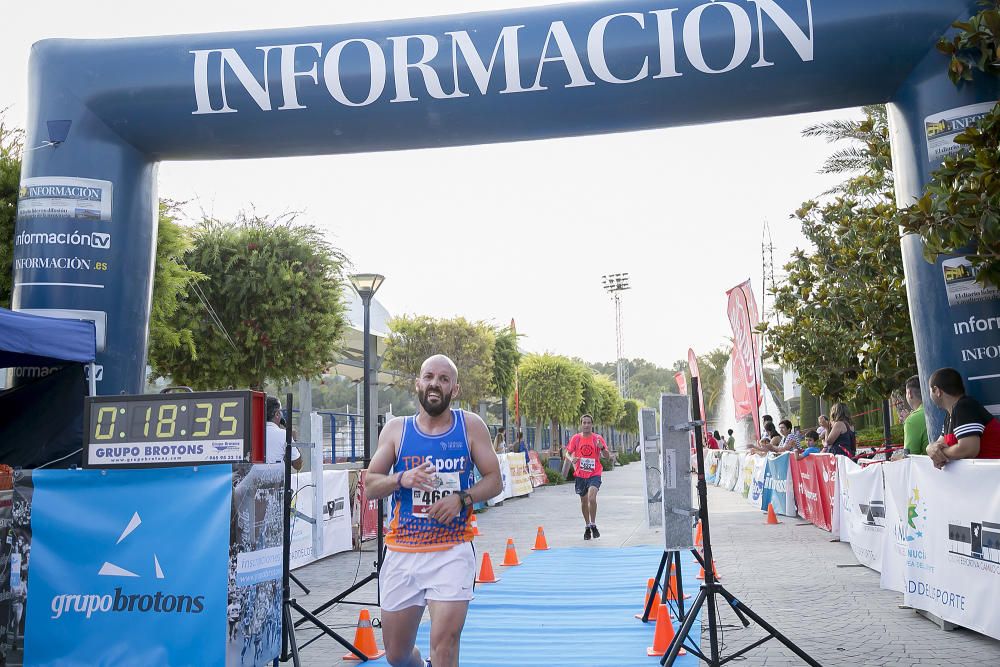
(0, 308), (98, 468)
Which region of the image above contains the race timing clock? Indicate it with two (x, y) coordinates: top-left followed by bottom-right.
(83, 390), (266, 468)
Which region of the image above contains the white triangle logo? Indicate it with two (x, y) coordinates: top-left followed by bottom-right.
(116, 512), (141, 544)
(98, 562), (139, 577)
(154, 554), (165, 579)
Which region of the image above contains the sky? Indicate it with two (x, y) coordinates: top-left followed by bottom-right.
(1, 0), (853, 370)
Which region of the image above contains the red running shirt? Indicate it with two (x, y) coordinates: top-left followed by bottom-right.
(567, 433), (608, 478)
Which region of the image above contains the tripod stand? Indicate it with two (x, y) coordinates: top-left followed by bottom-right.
(661, 379), (821, 667)
(279, 392), (367, 664)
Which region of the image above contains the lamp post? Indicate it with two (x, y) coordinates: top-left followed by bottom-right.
(349, 273), (385, 464)
(601, 272), (631, 399)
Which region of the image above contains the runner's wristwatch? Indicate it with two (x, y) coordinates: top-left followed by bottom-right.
(458, 490), (472, 509)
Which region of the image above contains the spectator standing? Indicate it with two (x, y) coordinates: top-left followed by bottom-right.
(824, 404), (856, 458)
(725, 429), (736, 450)
(902, 375), (929, 456)
(925, 367), (1000, 468)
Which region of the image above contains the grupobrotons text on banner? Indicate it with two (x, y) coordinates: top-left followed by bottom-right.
(903, 457), (1000, 640)
(23, 467), (232, 666)
(725, 279), (763, 441)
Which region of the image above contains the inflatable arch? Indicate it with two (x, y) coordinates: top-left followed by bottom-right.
(13, 0), (1000, 433)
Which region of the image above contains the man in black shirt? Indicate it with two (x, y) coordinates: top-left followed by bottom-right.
(925, 368), (1000, 468)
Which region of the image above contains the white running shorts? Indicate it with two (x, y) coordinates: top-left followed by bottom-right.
(379, 542), (476, 612)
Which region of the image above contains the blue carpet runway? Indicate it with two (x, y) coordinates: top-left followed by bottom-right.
(371, 545), (702, 666)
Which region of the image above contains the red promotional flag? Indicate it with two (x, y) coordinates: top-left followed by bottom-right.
(687, 348), (706, 423)
(675, 372), (687, 396)
(726, 280), (763, 441)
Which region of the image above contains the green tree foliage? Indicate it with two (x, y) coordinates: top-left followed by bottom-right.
(695, 346), (731, 421)
(0, 118), (23, 308)
(896, 4), (1000, 287)
(491, 326), (520, 398)
(764, 106), (916, 403)
(150, 212), (348, 390)
(384, 315), (496, 405)
(618, 398), (641, 435)
(593, 374), (624, 426)
(147, 201), (204, 370)
(518, 353), (584, 448)
(589, 358), (680, 408)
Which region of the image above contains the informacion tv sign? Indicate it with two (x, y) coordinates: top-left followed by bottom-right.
(83, 390), (265, 468)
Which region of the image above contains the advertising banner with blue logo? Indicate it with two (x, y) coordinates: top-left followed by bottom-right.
(23, 467), (232, 666)
(705, 450), (722, 485)
(760, 453), (796, 517)
(747, 454), (768, 508)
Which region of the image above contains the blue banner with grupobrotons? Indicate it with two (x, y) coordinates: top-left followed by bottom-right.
(23, 466), (230, 665)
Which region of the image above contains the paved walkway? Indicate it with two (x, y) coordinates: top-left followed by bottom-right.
(289, 461), (1000, 666)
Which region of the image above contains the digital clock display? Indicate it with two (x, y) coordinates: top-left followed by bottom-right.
(84, 391), (264, 468)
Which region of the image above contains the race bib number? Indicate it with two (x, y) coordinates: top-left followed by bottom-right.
(580, 457), (596, 472)
(412, 472), (461, 518)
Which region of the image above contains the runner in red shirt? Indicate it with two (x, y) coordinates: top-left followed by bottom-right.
(564, 414), (610, 540)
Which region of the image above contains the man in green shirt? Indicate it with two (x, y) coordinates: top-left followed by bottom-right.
(903, 375), (928, 455)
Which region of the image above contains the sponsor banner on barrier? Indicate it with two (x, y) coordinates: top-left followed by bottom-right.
(844, 458), (885, 571)
(792, 454), (832, 530)
(761, 453), (796, 517)
(903, 457), (1000, 640)
(718, 452), (741, 491)
(705, 450), (722, 485)
(24, 467), (231, 666)
(289, 470), (352, 570)
(740, 454), (755, 498)
(527, 451), (548, 488)
(748, 455), (768, 508)
(488, 454), (513, 506)
(880, 459), (911, 593)
(506, 453), (533, 497)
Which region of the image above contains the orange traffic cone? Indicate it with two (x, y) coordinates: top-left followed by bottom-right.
(342, 609), (386, 660)
(696, 560), (719, 580)
(470, 513), (482, 536)
(647, 604), (686, 657)
(501, 538), (522, 566)
(766, 503), (780, 525)
(634, 578), (662, 620)
(476, 552), (500, 583)
(694, 521), (703, 547)
(531, 526), (549, 551)
(666, 570), (691, 601)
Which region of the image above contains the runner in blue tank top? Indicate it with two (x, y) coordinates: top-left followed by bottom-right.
(366, 355), (501, 667)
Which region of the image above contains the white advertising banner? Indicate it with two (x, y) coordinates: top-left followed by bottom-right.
(718, 451), (741, 491)
(747, 455), (768, 508)
(879, 458), (911, 593)
(834, 456), (853, 542)
(705, 449), (723, 485)
(506, 453), (533, 497)
(488, 454), (513, 506)
(740, 454), (755, 498)
(289, 470), (352, 570)
(844, 459), (885, 572)
(902, 457), (1000, 640)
